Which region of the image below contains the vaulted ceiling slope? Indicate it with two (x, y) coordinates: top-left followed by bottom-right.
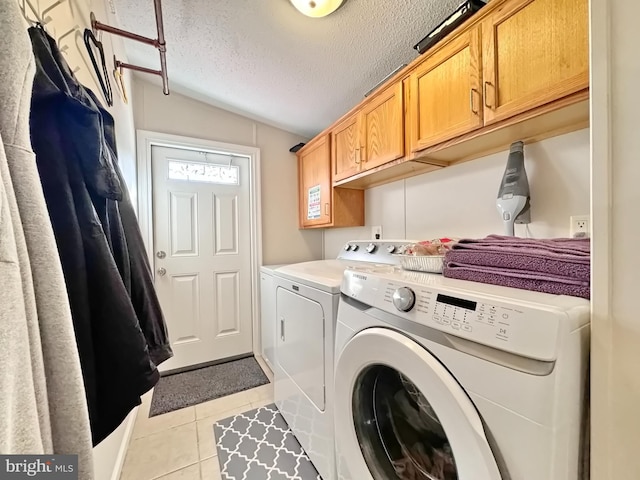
(113, 0), (462, 137)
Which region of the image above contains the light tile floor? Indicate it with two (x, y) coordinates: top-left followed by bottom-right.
(120, 356), (275, 480)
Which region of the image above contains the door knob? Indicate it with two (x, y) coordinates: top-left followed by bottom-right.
(157, 267), (167, 276)
(156, 251), (166, 259)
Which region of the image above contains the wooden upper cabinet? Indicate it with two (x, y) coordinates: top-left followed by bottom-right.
(298, 135), (332, 228)
(481, 0), (589, 125)
(331, 82), (404, 182)
(303, 0), (590, 192)
(409, 28), (483, 152)
(360, 82), (404, 170)
(331, 113), (360, 182)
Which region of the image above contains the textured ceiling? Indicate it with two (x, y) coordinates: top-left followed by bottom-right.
(112, 0), (462, 137)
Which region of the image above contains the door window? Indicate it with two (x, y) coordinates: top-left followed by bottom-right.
(352, 364), (458, 480)
(168, 159), (239, 185)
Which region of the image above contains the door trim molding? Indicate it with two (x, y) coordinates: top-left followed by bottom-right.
(589, 0), (613, 477)
(136, 130), (263, 359)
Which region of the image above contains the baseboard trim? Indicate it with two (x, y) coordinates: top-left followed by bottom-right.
(110, 408), (138, 480)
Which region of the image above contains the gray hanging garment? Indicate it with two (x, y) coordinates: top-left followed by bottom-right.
(0, 2), (94, 478)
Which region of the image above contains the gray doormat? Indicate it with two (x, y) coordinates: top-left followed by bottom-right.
(149, 356), (269, 417)
(214, 404), (322, 479)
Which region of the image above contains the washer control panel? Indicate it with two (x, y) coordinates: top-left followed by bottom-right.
(345, 270), (578, 362)
(384, 282), (532, 353)
(428, 292), (514, 342)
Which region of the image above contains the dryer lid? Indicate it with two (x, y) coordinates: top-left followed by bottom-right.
(274, 259), (369, 293)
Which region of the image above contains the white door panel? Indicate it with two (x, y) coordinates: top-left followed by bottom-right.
(152, 145), (253, 370)
(214, 194), (239, 254)
(215, 271), (240, 336)
(170, 192), (198, 256)
(169, 274), (200, 344)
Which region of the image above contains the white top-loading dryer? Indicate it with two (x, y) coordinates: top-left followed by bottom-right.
(334, 266), (590, 480)
(272, 240), (412, 480)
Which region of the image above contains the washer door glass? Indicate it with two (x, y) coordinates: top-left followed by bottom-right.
(353, 364), (458, 480)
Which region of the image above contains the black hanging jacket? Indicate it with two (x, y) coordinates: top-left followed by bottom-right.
(88, 91), (173, 366)
(29, 26), (161, 445)
(37, 27), (173, 366)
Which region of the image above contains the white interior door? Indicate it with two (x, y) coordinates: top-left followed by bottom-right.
(152, 145), (253, 371)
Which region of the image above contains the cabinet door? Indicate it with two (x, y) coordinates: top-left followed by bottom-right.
(482, 0), (589, 125)
(299, 136), (332, 228)
(360, 82), (404, 171)
(409, 28), (483, 152)
(331, 113), (361, 182)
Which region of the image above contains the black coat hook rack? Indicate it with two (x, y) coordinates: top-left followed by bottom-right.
(90, 0), (169, 95)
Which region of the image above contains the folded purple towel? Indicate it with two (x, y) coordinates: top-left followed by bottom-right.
(452, 235), (590, 258)
(446, 250), (590, 281)
(446, 235), (591, 281)
(445, 261), (589, 286)
(443, 264), (590, 299)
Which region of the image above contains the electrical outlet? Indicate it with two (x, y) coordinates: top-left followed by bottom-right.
(371, 226), (382, 240)
(569, 215), (590, 238)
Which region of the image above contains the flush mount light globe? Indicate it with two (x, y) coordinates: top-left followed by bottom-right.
(290, 0), (345, 17)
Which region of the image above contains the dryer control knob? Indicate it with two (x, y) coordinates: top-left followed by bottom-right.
(392, 287), (416, 312)
(366, 243), (377, 253)
(387, 245), (397, 254)
(351, 244), (359, 251)
(344, 244), (352, 251)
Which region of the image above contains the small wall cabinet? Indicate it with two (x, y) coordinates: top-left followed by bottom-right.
(298, 135), (364, 229)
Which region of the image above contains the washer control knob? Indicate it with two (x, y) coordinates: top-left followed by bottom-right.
(392, 287), (416, 312)
(344, 244), (352, 251)
(387, 245), (397, 254)
(350, 244), (359, 251)
(366, 243), (377, 253)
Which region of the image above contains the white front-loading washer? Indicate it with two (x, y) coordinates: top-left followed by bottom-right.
(335, 267), (590, 480)
(272, 240), (411, 480)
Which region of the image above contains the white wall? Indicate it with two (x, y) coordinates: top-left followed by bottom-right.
(591, 0), (640, 478)
(324, 129), (590, 257)
(133, 79), (323, 265)
(23, 1), (138, 478)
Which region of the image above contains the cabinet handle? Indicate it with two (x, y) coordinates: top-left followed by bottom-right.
(324, 203), (330, 216)
(280, 317), (285, 341)
(470, 88), (479, 115)
(355, 148), (360, 164)
(360, 145), (366, 163)
(484, 81), (494, 110)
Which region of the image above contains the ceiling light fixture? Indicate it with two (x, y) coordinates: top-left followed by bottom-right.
(290, 0), (345, 18)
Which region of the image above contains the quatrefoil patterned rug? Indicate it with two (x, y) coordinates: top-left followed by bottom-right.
(213, 404), (322, 480)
